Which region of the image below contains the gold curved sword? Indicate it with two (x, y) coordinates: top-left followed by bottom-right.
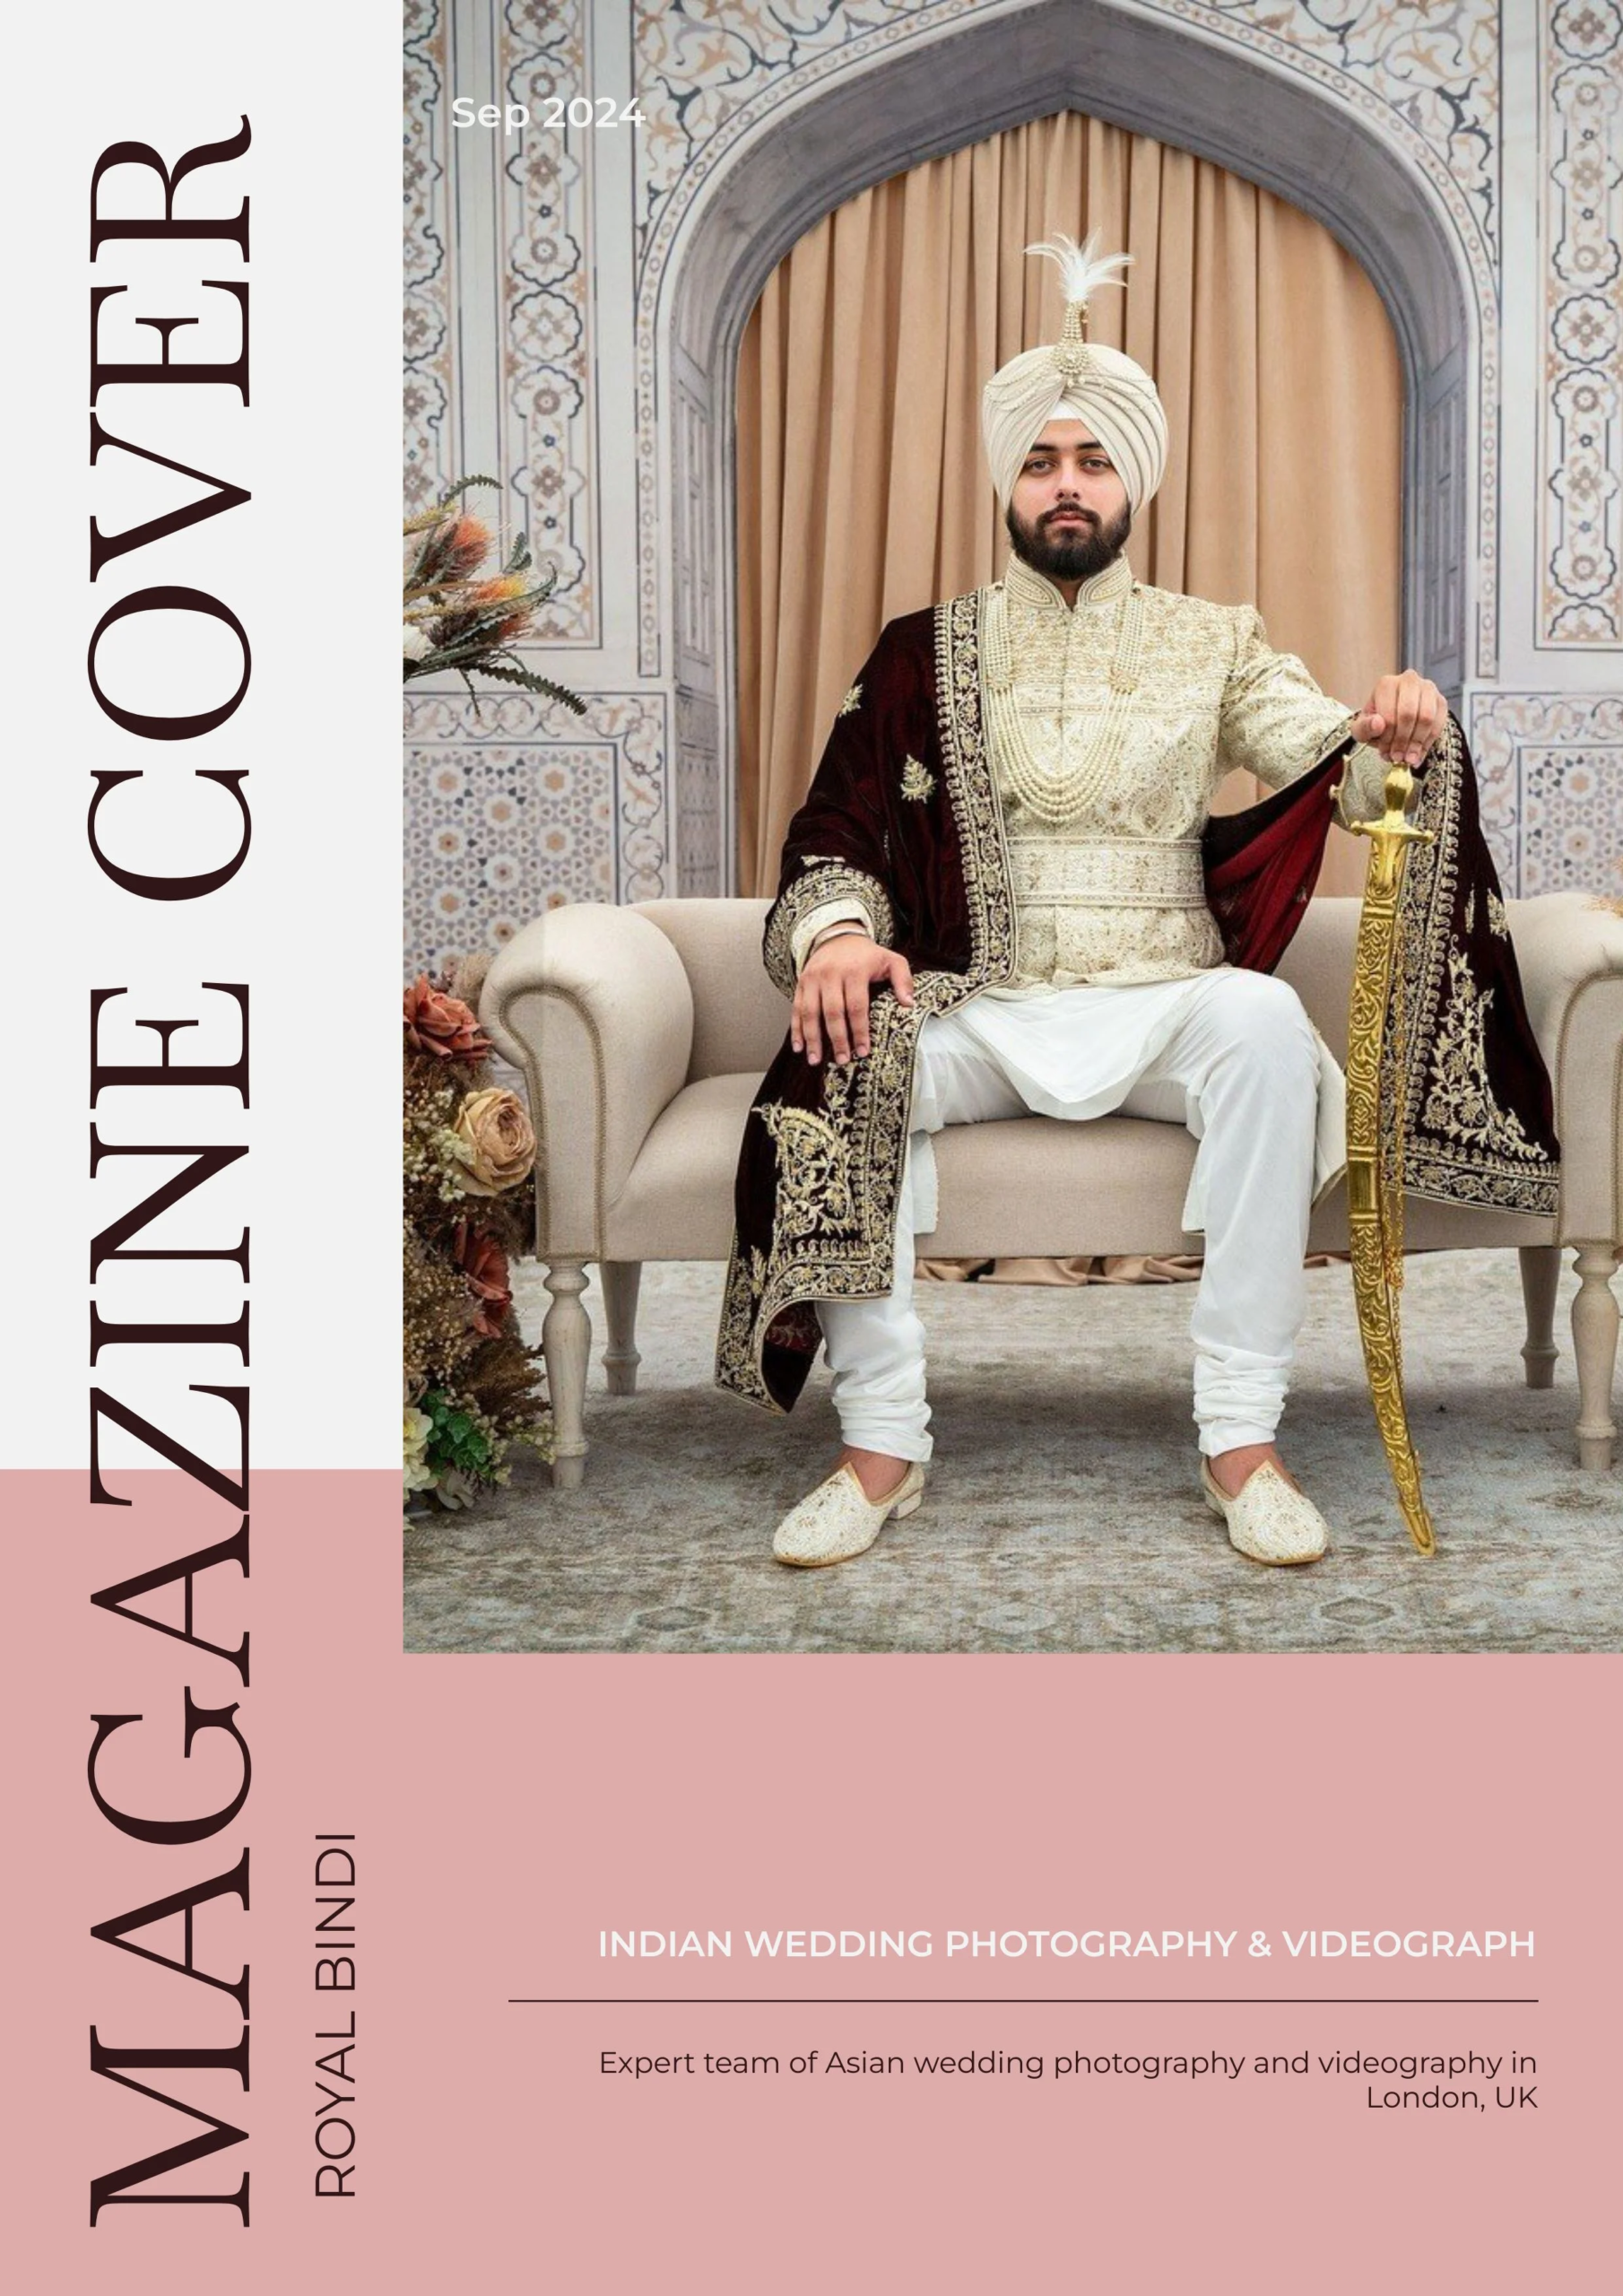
(1341, 759), (1438, 1555)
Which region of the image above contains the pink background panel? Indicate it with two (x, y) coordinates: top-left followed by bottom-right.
(7, 1468), (1616, 2292)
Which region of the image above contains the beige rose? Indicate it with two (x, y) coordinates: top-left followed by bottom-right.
(452, 1087), (535, 1196)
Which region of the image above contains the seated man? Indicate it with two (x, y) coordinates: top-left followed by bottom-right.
(716, 232), (1452, 1570)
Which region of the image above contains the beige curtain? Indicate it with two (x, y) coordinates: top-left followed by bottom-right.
(736, 110), (1402, 899)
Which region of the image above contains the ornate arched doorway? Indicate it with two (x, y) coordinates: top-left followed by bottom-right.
(656, 0), (1475, 893)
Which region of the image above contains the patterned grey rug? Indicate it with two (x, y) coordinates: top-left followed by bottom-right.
(404, 1249), (1621, 1655)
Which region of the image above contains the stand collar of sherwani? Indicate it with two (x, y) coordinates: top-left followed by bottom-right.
(1002, 551), (1136, 617)
(985, 552), (1145, 824)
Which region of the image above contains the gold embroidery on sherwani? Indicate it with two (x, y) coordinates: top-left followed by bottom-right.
(993, 561), (1233, 983)
(1007, 839), (1207, 906)
(838, 683), (862, 716)
(984, 563), (1146, 823)
(899, 754), (934, 801)
(981, 566), (1400, 991)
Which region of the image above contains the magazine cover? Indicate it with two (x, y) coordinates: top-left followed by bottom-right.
(9, 1), (1621, 2286)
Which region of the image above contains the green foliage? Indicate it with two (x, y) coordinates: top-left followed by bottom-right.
(421, 1387), (495, 1477)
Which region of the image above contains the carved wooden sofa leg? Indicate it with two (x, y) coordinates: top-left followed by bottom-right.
(1518, 1243), (1560, 1390)
(1571, 1240), (1620, 1470)
(542, 1257), (591, 1489)
(601, 1261), (643, 1396)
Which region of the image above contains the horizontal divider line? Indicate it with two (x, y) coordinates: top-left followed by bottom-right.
(508, 1996), (1539, 2006)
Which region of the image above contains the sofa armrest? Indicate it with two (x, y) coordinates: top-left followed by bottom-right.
(1507, 892), (1623, 1242)
(1508, 893), (1623, 1051)
(481, 904), (695, 1257)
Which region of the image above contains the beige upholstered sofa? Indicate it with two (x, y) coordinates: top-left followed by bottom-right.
(481, 895), (1623, 1490)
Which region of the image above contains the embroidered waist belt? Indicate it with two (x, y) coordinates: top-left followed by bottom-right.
(1007, 837), (1208, 909)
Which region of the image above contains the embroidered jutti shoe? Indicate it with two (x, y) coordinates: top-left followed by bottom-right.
(1200, 1458), (1329, 1566)
(773, 1461), (925, 1568)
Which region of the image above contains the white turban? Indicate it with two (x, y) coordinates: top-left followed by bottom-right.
(980, 234), (1168, 513)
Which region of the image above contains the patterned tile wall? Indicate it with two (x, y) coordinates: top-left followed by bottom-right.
(1471, 691), (1623, 894)
(499, 0), (599, 645)
(405, 688), (668, 975)
(1540, 0), (1623, 644)
(404, 1), (454, 517)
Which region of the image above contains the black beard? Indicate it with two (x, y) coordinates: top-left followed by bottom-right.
(1005, 499), (1133, 584)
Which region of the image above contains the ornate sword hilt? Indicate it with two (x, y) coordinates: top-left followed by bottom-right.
(1340, 762), (1436, 898)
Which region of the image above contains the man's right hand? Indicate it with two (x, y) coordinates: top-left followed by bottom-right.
(792, 934), (916, 1065)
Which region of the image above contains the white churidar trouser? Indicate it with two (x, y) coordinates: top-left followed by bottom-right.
(815, 967), (1326, 1464)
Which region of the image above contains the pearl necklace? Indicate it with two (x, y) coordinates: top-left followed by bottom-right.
(984, 575), (1145, 827)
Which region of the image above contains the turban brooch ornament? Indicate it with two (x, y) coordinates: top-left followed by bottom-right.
(1025, 230), (1133, 382)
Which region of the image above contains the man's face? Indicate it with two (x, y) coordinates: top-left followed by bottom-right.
(1006, 420), (1132, 583)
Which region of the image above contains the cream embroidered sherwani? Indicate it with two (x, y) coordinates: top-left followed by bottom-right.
(985, 554), (1391, 981)
(794, 553), (1393, 1227)
(796, 556), (1390, 975)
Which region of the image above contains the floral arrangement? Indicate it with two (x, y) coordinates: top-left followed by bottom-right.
(404, 957), (551, 1508)
(403, 475), (586, 712)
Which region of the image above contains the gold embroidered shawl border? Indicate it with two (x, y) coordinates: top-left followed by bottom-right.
(1393, 717), (1558, 1218)
(717, 589), (1010, 1408)
(763, 860), (896, 999)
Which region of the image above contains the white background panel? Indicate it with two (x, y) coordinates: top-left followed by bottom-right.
(7, 10), (400, 1465)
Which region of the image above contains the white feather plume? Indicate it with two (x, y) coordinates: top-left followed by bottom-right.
(1024, 229), (1132, 309)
